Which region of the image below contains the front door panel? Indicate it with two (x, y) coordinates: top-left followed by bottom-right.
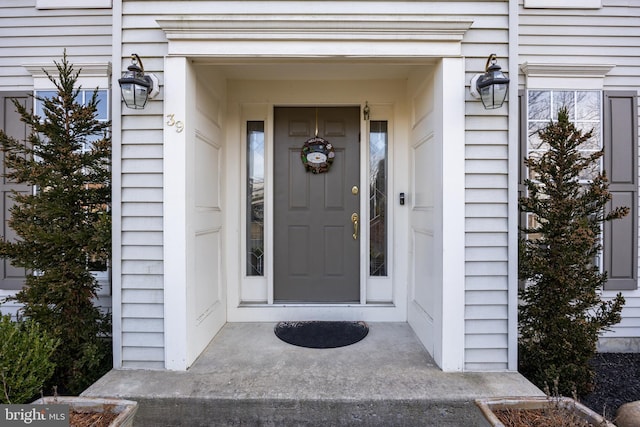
(274, 107), (360, 303)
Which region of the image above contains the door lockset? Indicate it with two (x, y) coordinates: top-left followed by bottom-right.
(351, 212), (359, 240)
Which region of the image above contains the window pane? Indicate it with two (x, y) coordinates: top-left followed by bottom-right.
(576, 122), (601, 151)
(528, 91), (551, 120)
(528, 122), (548, 151)
(94, 90), (108, 121)
(35, 90), (57, 118)
(576, 91), (600, 121)
(246, 121), (265, 276)
(553, 91), (575, 120)
(369, 121), (387, 277)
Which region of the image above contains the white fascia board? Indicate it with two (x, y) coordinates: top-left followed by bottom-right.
(157, 14), (472, 58)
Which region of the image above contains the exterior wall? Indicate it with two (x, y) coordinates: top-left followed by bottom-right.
(463, 2), (513, 371)
(0, 0), (112, 90)
(118, 0), (513, 371)
(518, 0), (640, 350)
(0, 1), (112, 314)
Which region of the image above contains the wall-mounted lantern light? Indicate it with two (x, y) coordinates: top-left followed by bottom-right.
(470, 54), (510, 110)
(117, 54), (159, 109)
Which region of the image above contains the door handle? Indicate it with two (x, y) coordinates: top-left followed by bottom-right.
(351, 213), (359, 240)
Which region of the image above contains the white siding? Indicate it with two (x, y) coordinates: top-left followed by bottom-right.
(0, 0), (112, 90)
(120, 0), (513, 371)
(463, 2), (511, 370)
(519, 0), (640, 348)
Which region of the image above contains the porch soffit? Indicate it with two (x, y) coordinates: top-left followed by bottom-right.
(157, 14), (473, 58)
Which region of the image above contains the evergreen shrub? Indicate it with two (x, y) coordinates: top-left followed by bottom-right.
(0, 314), (58, 404)
(518, 107), (626, 397)
(0, 52), (112, 395)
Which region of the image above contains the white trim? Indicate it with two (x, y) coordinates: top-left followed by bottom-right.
(520, 63), (615, 90)
(365, 104), (395, 304)
(36, 0), (111, 9)
(163, 57), (191, 371)
(507, 0), (519, 372)
(229, 304), (403, 323)
(23, 63), (112, 90)
(110, 0), (123, 369)
(439, 57), (466, 372)
(157, 15), (472, 58)
(237, 102), (398, 309)
(523, 0), (601, 9)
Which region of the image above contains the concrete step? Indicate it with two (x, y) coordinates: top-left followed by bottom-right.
(83, 323), (542, 426)
(127, 396), (487, 426)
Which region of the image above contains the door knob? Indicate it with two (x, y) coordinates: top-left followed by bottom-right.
(351, 212), (359, 240)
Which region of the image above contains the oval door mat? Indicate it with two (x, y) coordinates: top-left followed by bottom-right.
(274, 321), (369, 349)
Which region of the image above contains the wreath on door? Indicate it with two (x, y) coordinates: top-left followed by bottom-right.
(301, 136), (335, 174)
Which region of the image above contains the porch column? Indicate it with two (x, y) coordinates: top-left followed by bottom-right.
(163, 56), (195, 370)
(437, 57), (466, 371)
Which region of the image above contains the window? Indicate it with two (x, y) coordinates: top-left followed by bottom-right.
(36, 90), (109, 153)
(369, 121), (388, 277)
(521, 90), (638, 291)
(527, 90), (602, 182)
(35, 89), (110, 273)
(246, 121), (265, 276)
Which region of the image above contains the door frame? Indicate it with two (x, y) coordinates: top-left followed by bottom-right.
(242, 102), (372, 307)
(231, 85), (404, 322)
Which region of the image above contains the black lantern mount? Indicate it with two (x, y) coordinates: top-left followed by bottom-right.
(118, 54), (159, 109)
(470, 54), (510, 110)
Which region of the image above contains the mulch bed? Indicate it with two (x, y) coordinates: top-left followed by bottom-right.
(581, 353), (640, 419)
(495, 406), (597, 427)
(70, 410), (118, 427)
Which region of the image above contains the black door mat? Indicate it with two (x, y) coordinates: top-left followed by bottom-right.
(274, 321), (369, 349)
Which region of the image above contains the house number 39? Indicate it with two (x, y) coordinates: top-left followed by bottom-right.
(166, 114), (184, 133)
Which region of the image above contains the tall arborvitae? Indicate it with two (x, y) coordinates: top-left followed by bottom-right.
(518, 107), (626, 397)
(0, 52), (111, 394)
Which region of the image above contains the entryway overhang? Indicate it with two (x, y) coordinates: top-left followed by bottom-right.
(157, 14), (473, 58)
(159, 12), (470, 371)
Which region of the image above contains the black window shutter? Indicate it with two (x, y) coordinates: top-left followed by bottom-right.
(603, 91), (638, 291)
(0, 92), (31, 290)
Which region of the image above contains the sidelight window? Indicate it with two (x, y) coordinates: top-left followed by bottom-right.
(246, 121), (265, 276)
(369, 121), (388, 276)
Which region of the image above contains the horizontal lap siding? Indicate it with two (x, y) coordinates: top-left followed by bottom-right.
(0, 1), (111, 89)
(120, 0), (167, 369)
(0, 2), (112, 317)
(463, 2), (510, 370)
(120, 129), (164, 368)
(519, 0), (640, 344)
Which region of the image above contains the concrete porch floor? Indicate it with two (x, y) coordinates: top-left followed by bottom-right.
(83, 322), (543, 426)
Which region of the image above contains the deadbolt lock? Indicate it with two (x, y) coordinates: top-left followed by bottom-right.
(352, 185), (359, 195)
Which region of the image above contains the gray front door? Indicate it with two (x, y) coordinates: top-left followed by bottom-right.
(274, 107), (360, 303)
